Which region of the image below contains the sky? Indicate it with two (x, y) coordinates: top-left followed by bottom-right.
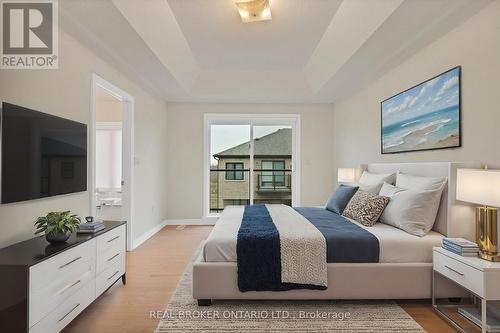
(210, 125), (289, 164)
(382, 67), (460, 127)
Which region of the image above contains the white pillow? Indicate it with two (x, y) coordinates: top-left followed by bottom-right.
(379, 182), (445, 237)
(359, 171), (396, 186)
(396, 172), (447, 191)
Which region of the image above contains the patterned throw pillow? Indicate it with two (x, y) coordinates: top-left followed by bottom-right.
(342, 190), (390, 226)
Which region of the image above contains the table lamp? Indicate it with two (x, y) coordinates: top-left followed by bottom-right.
(338, 168), (356, 184)
(456, 168), (500, 261)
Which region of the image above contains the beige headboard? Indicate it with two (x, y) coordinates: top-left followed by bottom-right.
(357, 162), (481, 239)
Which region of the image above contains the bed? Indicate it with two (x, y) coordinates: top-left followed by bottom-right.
(204, 206), (444, 264)
(193, 162), (480, 305)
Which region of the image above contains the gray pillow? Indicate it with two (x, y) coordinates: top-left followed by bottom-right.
(353, 182), (383, 194)
(325, 185), (359, 214)
(359, 171), (396, 186)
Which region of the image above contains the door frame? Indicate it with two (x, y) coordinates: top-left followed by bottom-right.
(203, 113), (301, 220)
(90, 74), (135, 251)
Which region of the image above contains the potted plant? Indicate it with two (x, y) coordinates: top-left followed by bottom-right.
(35, 211), (81, 244)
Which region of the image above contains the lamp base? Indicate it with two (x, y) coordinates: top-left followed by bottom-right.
(476, 206), (499, 262)
(479, 252), (500, 262)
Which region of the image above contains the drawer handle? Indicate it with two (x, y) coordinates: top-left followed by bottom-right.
(59, 256), (82, 269)
(445, 265), (464, 276)
(59, 279), (81, 295)
(58, 304), (80, 322)
(108, 270), (120, 281)
(107, 236), (120, 243)
(107, 253), (120, 262)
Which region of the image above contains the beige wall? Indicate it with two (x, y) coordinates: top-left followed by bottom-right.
(165, 103), (335, 220)
(0, 29), (168, 247)
(96, 89), (123, 122)
(332, 1), (500, 181)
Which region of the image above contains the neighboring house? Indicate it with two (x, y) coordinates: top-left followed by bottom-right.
(211, 128), (292, 212)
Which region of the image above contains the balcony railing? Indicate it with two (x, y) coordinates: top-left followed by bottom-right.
(256, 174), (291, 192)
(209, 168), (292, 213)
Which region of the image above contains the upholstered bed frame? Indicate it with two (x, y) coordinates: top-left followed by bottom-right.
(192, 162), (481, 305)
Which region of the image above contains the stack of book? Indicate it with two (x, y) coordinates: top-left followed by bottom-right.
(442, 238), (479, 256)
(78, 220), (105, 234)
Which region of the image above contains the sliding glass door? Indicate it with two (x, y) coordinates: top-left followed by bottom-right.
(205, 115), (299, 216)
(252, 125), (292, 206)
(209, 124), (251, 213)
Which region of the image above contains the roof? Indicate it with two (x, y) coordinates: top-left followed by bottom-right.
(214, 128), (291, 158)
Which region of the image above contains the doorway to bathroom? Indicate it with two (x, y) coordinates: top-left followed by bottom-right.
(91, 74), (134, 250)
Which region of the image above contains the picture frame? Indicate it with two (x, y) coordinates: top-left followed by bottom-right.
(381, 66), (461, 154)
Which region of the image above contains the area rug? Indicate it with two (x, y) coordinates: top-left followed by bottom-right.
(155, 246), (426, 332)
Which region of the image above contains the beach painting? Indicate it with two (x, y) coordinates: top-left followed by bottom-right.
(381, 67), (461, 154)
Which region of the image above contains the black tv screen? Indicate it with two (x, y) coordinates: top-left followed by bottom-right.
(1, 102), (87, 204)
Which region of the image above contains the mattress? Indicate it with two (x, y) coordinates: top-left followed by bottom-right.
(203, 206), (444, 263)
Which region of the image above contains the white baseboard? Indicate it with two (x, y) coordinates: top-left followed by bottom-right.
(164, 217), (217, 225)
(131, 220), (169, 250)
(131, 218), (216, 249)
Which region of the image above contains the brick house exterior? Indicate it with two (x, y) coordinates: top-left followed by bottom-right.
(210, 128), (292, 212)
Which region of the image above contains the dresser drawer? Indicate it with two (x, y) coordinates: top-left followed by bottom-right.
(30, 239), (96, 293)
(97, 245), (125, 275)
(96, 259), (125, 297)
(29, 280), (94, 333)
(434, 251), (484, 297)
(29, 256), (95, 327)
(96, 225), (126, 255)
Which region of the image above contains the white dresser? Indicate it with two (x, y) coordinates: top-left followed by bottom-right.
(0, 221), (126, 333)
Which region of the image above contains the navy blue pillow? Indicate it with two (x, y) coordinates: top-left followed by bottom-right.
(325, 185), (359, 214)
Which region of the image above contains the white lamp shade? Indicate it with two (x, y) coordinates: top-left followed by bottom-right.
(338, 168), (355, 183)
(456, 168), (500, 207)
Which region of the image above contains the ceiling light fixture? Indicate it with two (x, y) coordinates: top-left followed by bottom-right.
(235, 0), (272, 23)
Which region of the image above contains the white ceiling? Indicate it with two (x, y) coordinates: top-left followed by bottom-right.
(168, 0), (341, 70)
(59, 0), (492, 103)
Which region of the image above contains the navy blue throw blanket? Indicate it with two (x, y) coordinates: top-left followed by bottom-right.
(237, 205), (327, 292)
(294, 207), (379, 263)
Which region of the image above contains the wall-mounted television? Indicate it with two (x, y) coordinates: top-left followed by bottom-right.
(1, 102), (87, 204)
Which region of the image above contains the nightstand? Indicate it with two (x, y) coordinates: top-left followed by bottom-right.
(433, 247), (500, 333)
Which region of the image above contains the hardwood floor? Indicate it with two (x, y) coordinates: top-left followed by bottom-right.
(64, 225), (456, 333)
(399, 302), (456, 333)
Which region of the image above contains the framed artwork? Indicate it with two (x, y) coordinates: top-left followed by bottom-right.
(381, 66), (461, 154)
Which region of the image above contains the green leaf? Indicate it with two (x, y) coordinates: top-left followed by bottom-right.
(34, 211), (81, 236)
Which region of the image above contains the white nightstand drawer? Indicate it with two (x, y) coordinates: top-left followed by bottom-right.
(29, 280), (94, 333)
(96, 225), (126, 255)
(96, 259), (125, 297)
(434, 250), (484, 297)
